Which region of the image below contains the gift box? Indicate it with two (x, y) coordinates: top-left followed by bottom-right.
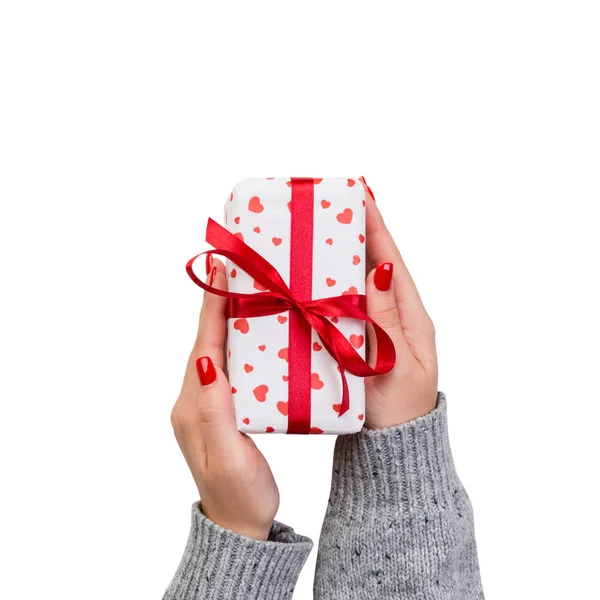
(187, 177), (395, 435)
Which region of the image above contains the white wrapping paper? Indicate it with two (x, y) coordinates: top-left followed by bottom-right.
(225, 177), (367, 434)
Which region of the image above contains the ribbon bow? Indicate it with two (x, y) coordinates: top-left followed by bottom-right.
(186, 217), (396, 429)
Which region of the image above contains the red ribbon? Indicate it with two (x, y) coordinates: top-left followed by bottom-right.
(186, 179), (396, 433)
(287, 179), (315, 432)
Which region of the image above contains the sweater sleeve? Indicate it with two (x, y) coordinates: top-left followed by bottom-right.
(314, 393), (485, 599)
(163, 503), (313, 600)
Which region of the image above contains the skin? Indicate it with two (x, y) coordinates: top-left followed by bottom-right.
(170, 193), (438, 541)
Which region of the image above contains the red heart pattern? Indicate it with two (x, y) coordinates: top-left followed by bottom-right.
(233, 318), (249, 334)
(225, 178), (366, 434)
(336, 208), (353, 224)
(350, 334), (364, 349)
(253, 384), (269, 402)
(311, 373), (324, 390)
(248, 196), (264, 213)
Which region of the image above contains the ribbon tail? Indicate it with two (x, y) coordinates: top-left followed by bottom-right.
(338, 365), (350, 416)
(317, 329), (351, 417)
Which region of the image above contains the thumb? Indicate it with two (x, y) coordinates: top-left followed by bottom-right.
(195, 356), (243, 463)
(366, 262), (410, 366)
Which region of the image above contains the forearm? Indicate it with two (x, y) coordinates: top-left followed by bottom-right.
(314, 393), (485, 599)
(164, 503), (312, 600)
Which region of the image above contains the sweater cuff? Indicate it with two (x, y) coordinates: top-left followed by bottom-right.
(329, 392), (463, 516)
(164, 503), (313, 600)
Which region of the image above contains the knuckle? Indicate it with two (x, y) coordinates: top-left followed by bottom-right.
(423, 315), (436, 338)
(170, 402), (199, 433)
(170, 404), (187, 432)
(371, 304), (401, 329)
(191, 335), (221, 360)
(197, 405), (225, 429)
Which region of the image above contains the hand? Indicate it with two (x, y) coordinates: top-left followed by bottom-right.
(364, 193), (438, 429)
(170, 259), (279, 540)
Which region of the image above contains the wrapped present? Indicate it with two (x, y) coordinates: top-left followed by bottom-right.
(186, 177), (395, 435)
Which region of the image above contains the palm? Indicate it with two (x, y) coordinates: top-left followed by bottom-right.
(240, 435), (280, 519)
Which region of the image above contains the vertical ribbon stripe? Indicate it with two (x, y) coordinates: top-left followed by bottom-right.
(287, 178), (314, 434)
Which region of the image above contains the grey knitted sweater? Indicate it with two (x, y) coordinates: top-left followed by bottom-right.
(163, 394), (485, 599)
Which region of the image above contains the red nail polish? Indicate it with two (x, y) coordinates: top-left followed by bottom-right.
(205, 254), (213, 275)
(374, 262), (393, 291)
(209, 266), (217, 286)
(196, 356), (217, 386)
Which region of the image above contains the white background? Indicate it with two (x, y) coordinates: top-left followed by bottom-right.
(1, 2), (599, 599)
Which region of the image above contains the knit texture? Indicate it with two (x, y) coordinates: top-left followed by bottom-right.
(163, 503), (312, 600)
(163, 394), (484, 598)
(314, 393), (484, 599)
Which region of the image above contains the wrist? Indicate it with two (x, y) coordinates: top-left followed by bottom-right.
(200, 504), (272, 541)
(365, 386), (438, 429)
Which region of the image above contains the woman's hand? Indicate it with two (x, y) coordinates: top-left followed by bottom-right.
(364, 194), (439, 428)
(170, 259), (279, 540)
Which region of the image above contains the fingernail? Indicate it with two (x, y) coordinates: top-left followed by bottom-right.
(196, 356), (217, 386)
(205, 254), (213, 275)
(209, 266), (217, 286)
(374, 262), (393, 291)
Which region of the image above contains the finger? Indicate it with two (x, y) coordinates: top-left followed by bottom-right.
(365, 195), (431, 329)
(366, 263), (413, 367)
(195, 355), (243, 462)
(192, 258), (228, 368)
(179, 259), (228, 401)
